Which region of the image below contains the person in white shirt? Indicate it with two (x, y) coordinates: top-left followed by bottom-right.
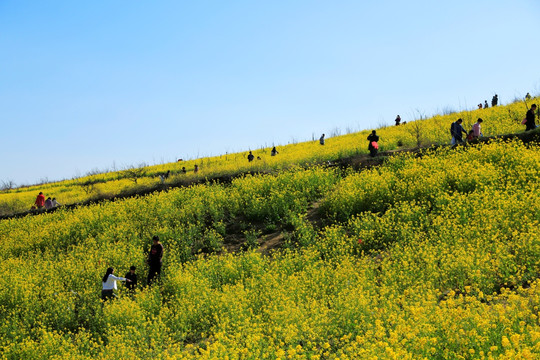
(101, 267), (130, 301)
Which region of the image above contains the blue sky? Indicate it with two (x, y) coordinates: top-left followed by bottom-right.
(1, 0), (539, 185)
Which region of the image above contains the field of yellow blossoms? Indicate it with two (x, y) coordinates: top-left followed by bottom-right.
(0, 98), (535, 216)
(1, 129), (540, 358)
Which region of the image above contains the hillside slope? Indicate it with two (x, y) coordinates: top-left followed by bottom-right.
(1, 98), (537, 217)
(1, 139), (540, 358)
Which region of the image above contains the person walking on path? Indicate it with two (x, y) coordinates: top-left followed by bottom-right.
(35, 192), (45, 209)
(319, 134), (325, 145)
(101, 267), (129, 301)
(125, 266), (137, 292)
(367, 130), (379, 157)
(451, 118), (467, 145)
(472, 118), (483, 138)
(147, 235), (164, 285)
(524, 104), (537, 131)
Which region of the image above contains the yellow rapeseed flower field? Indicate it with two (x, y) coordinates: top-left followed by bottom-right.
(0, 100), (540, 358)
(0, 97), (536, 216)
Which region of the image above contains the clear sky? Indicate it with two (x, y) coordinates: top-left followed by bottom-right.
(1, 0), (539, 186)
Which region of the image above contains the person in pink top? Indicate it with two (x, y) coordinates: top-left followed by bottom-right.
(35, 192), (45, 209)
(472, 118), (483, 138)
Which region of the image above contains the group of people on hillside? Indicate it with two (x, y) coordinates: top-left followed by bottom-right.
(321, 131), (380, 156)
(449, 101), (539, 145)
(101, 235), (163, 301)
(246, 147), (279, 162)
(33, 192), (61, 210)
(320, 131), (380, 156)
(450, 118), (484, 145)
(477, 94), (498, 109)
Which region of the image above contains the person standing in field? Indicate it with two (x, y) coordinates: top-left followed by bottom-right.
(194, 164), (199, 173)
(125, 266), (137, 292)
(395, 115), (401, 126)
(484, 100), (489, 109)
(101, 267), (130, 301)
(367, 130), (379, 157)
(147, 235), (164, 285)
(319, 134), (325, 145)
(450, 118), (467, 145)
(472, 118), (483, 138)
(35, 192), (45, 209)
(524, 104), (537, 131)
(247, 151), (254, 162)
(271, 147), (278, 156)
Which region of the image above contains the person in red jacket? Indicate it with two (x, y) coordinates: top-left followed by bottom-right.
(35, 192), (45, 209)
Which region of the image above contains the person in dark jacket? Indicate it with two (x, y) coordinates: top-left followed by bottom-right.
(491, 94), (498, 107)
(451, 118), (467, 145)
(147, 235), (164, 285)
(525, 104), (537, 131)
(125, 266), (137, 291)
(367, 130), (379, 157)
(247, 151), (255, 162)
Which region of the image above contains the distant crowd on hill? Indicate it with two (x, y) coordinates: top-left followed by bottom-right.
(476, 94), (499, 109)
(29, 92), (538, 214)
